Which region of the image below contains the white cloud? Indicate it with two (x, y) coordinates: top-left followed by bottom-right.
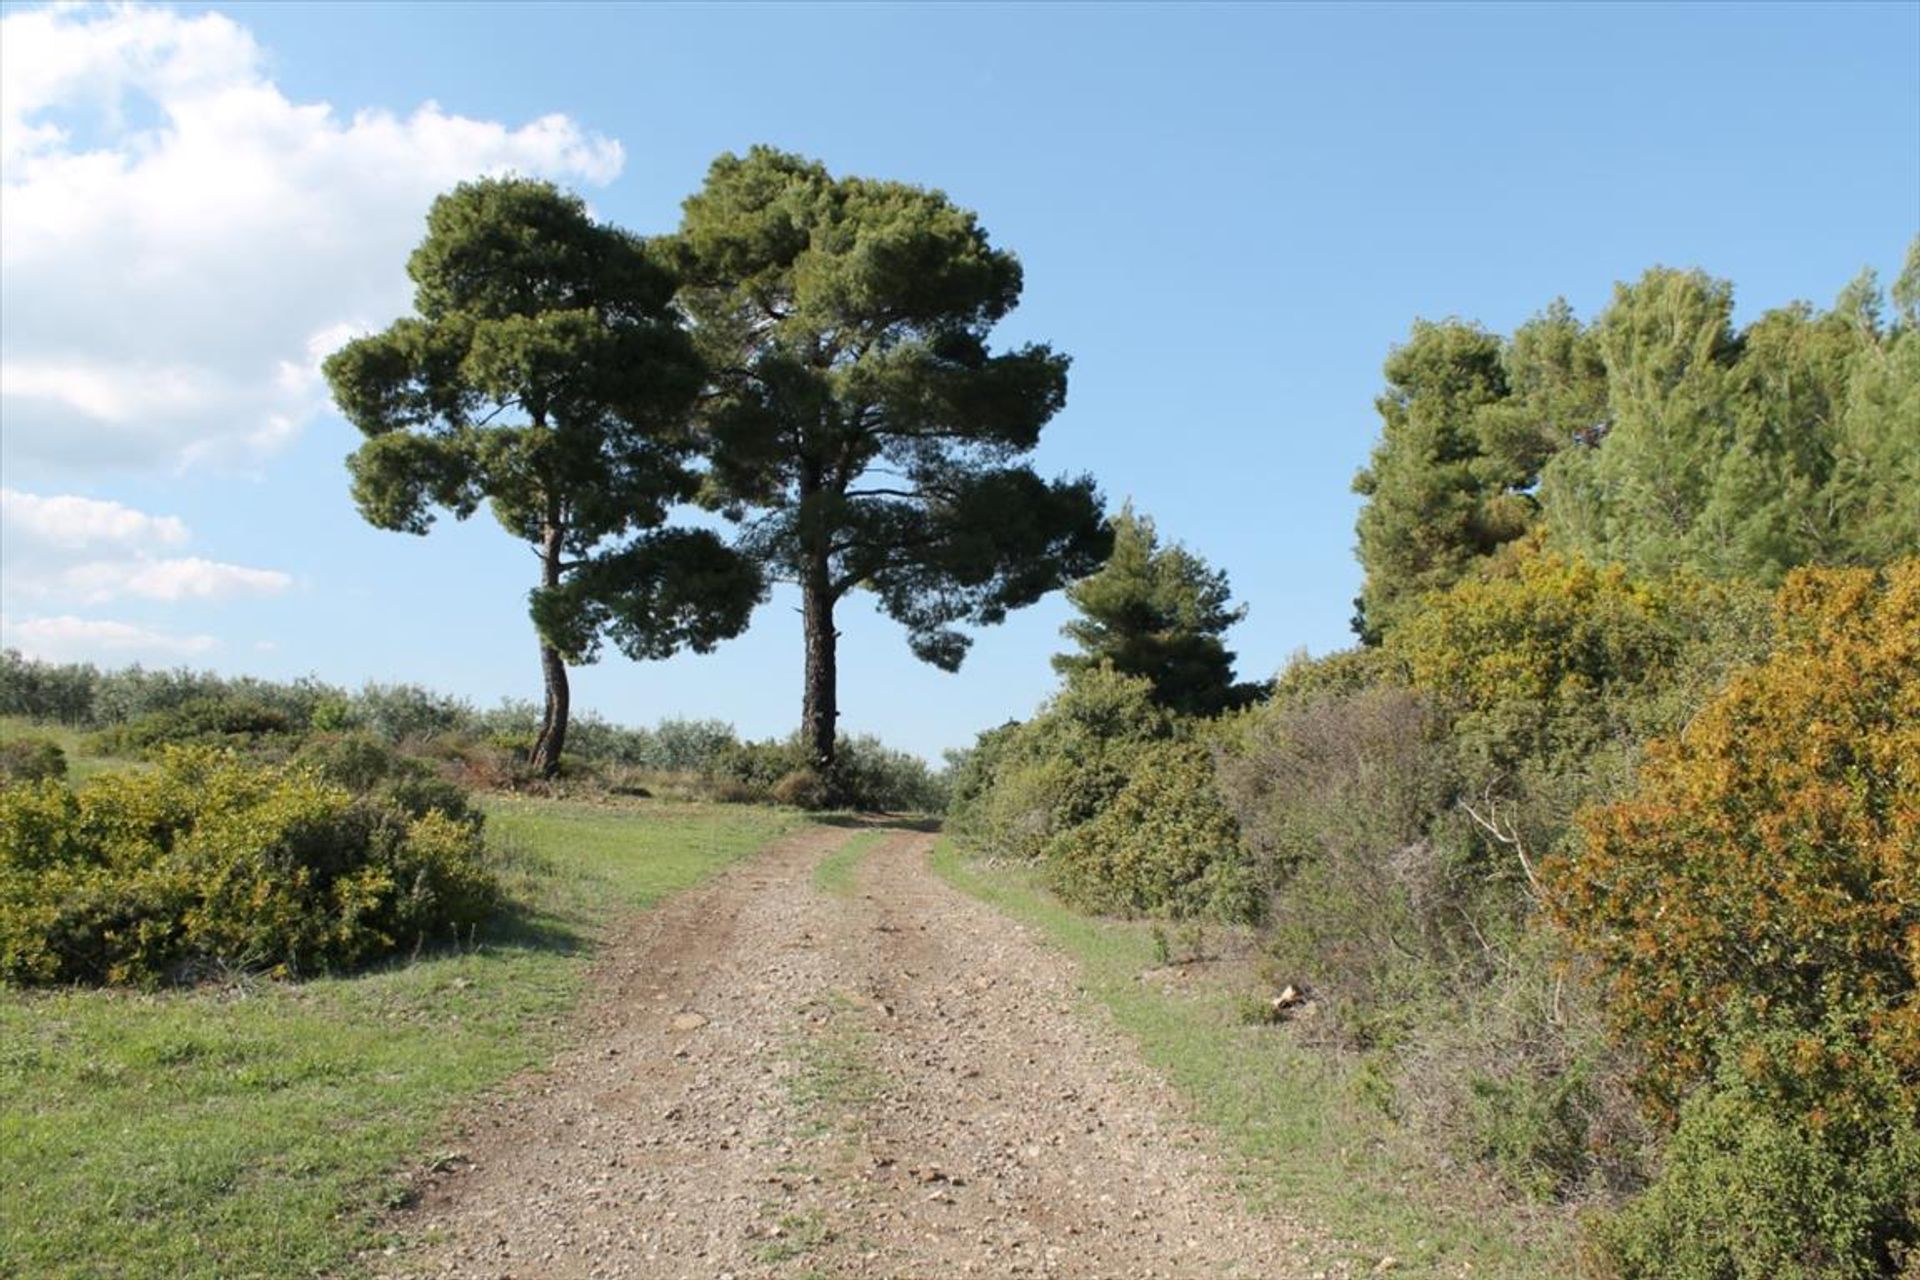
(0, 613), (219, 658)
(0, 3), (625, 474)
(1, 487), (289, 610)
(0, 486), (189, 549)
(50, 556), (292, 604)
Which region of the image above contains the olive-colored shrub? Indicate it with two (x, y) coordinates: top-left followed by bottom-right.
(0, 734), (67, 784)
(88, 694), (300, 757)
(0, 747), (496, 985)
(1047, 738), (1256, 921)
(1590, 1028), (1920, 1280)
(947, 665), (1173, 861)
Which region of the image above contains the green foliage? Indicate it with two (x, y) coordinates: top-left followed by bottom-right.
(1591, 1034), (1920, 1280)
(1054, 505), (1259, 715)
(1538, 256), (1919, 585)
(1216, 684), (1498, 1041)
(947, 665), (1173, 861)
(1354, 247), (1919, 643)
(1385, 538), (1773, 858)
(0, 748), (496, 985)
(950, 666), (1250, 920)
(0, 648), (99, 724)
(325, 176), (761, 774)
(1047, 738), (1257, 920)
(0, 733), (67, 784)
(293, 731), (477, 826)
(711, 731), (945, 812)
(670, 145), (1109, 769)
(88, 694), (301, 757)
(1353, 320), (1532, 639)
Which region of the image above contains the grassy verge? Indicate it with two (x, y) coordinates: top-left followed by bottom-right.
(810, 829), (885, 897)
(0, 713), (141, 782)
(930, 838), (1575, 1279)
(0, 796), (800, 1280)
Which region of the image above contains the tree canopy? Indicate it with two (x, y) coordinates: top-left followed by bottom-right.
(1352, 241), (1920, 642)
(324, 177), (760, 774)
(1053, 506), (1256, 716)
(667, 146), (1109, 783)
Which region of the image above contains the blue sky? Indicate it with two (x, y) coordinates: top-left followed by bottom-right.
(2, 1), (1916, 761)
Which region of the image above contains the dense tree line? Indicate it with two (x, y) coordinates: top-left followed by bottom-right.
(1353, 244), (1919, 638)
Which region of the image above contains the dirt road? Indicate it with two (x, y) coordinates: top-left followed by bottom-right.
(382, 825), (1328, 1279)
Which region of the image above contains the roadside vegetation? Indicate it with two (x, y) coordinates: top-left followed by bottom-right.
(0, 700), (800, 1277)
(947, 247), (1920, 1278)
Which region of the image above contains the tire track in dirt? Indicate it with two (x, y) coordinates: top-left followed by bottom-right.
(379, 824), (1327, 1279)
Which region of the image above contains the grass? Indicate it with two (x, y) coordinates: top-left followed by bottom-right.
(0, 795), (801, 1280)
(787, 991), (887, 1139)
(0, 713), (142, 782)
(754, 1209), (834, 1264)
(810, 829), (884, 897)
(930, 838), (1577, 1280)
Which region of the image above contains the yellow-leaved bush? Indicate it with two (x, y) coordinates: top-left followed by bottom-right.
(0, 746), (497, 985)
(1549, 560), (1920, 1279)
(1548, 559), (1918, 1119)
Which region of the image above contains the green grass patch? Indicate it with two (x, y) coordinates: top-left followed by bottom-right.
(0, 796), (800, 1279)
(930, 838), (1575, 1279)
(810, 829), (884, 897)
(0, 714), (142, 782)
(787, 991), (886, 1139)
(755, 1209), (835, 1264)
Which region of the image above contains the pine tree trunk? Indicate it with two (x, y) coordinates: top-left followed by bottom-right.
(528, 520), (569, 778)
(801, 557), (838, 779)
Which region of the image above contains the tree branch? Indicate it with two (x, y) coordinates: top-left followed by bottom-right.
(1459, 779), (1542, 901)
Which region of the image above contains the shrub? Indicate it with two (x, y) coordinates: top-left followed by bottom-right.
(348, 682), (473, 744)
(834, 733), (947, 813)
(649, 717), (739, 773)
(1590, 1031), (1920, 1280)
(1046, 738), (1255, 920)
(0, 735), (68, 784)
(1215, 685), (1511, 1041)
(294, 731), (478, 825)
(771, 768), (832, 810)
(947, 665), (1173, 860)
(1549, 561), (1919, 1121)
(90, 695), (300, 757)
(0, 748), (496, 985)
(1551, 561), (1919, 1275)
(1387, 539), (1772, 859)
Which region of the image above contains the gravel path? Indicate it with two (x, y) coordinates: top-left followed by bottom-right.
(380, 824), (1326, 1279)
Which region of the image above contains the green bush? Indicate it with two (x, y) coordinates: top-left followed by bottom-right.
(947, 665), (1173, 859)
(1046, 738), (1255, 920)
(293, 731), (477, 826)
(0, 734), (68, 784)
(89, 695), (300, 757)
(0, 748), (496, 985)
(709, 732), (945, 812)
(1591, 1034), (1920, 1280)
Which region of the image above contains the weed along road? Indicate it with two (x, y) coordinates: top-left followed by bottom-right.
(380, 825), (1325, 1279)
